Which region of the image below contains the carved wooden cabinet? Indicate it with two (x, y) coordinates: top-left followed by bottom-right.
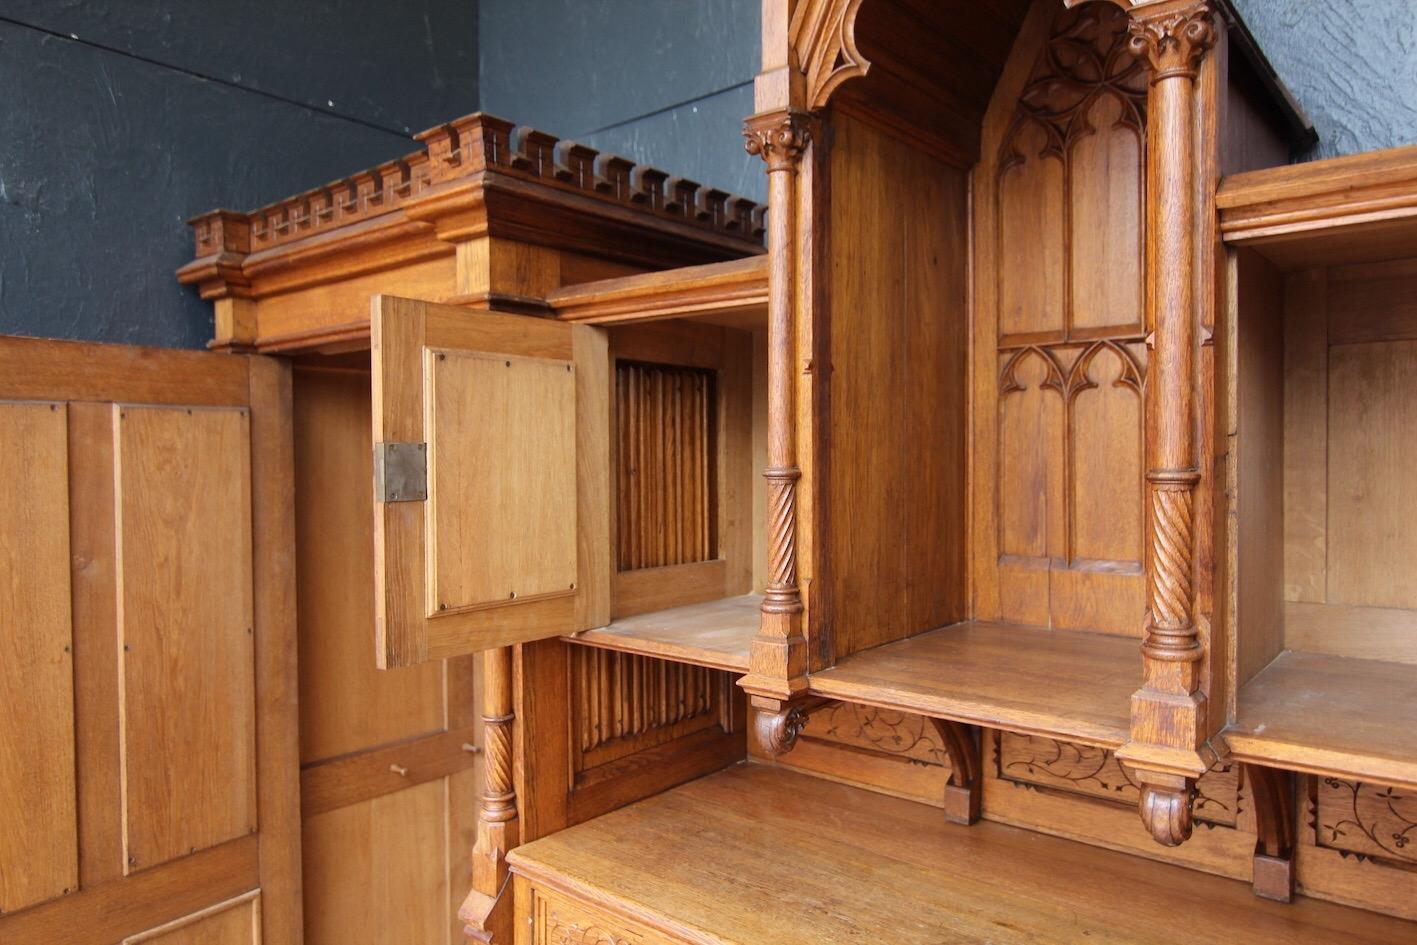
(6, 1), (1417, 943)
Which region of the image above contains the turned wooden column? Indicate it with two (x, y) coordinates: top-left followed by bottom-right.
(741, 109), (812, 707)
(460, 645), (518, 942)
(1116, 0), (1217, 847)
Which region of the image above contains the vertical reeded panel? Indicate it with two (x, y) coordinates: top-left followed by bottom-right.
(615, 362), (715, 571)
(0, 401), (77, 912)
(116, 404), (256, 872)
(570, 646), (724, 773)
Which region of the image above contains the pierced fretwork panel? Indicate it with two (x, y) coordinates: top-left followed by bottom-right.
(615, 362), (716, 572)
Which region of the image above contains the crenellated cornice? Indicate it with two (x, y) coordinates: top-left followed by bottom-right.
(179, 113), (766, 299)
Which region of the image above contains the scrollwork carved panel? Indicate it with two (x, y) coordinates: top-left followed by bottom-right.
(1315, 777), (1417, 867)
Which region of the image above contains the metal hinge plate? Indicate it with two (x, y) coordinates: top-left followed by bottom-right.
(374, 442), (427, 502)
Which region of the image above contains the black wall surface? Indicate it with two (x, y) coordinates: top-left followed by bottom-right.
(479, 0), (762, 201)
(3, 1), (1416, 349)
(0, 2), (476, 348)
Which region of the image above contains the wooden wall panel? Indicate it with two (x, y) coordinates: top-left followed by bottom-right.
(1281, 269), (1328, 604)
(302, 780), (454, 945)
(292, 366), (480, 945)
(293, 368), (445, 764)
(0, 402), (77, 913)
(827, 111), (969, 660)
(116, 405), (257, 872)
(124, 892), (260, 945)
(1327, 340), (1417, 610)
(974, 0), (1148, 636)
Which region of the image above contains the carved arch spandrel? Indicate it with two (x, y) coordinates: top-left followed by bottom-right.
(789, 0), (871, 111)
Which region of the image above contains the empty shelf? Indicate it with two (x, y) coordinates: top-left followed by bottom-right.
(566, 594), (759, 672)
(810, 620), (1137, 747)
(1225, 650), (1417, 790)
(509, 764), (1411, 945)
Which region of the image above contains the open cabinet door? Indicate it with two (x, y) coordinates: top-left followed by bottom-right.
(372, 295), (611, 667)
(0, 336), (299, 945)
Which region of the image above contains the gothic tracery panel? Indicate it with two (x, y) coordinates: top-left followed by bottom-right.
(988, 1), (1148, 635)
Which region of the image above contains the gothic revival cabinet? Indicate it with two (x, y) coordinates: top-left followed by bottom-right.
(6, 1), (1416, 943)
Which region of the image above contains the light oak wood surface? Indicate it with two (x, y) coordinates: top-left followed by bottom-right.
(567, 594), (760, 673)
(810, 620), (1135, 748)
(510, 764), (1414, 945)
(1226, 651), (1417, 790)
(549, 256), (767, 327)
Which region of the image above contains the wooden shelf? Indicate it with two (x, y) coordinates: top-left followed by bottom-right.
(565, 594), (758, 673)
(547, 255), (767, 328)
(1225, 650), (1417, 790)
(509, 764), (1411, 945)
(809, 621), (1136, 748)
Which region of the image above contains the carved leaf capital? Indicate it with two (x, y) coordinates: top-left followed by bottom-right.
(1126, 3), (1216, 82)
(743, 111), (813, 171)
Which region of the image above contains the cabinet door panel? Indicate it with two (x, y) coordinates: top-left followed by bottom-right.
(123, 892), (260, 945)
(0, 401), (78, 912)
(372, 296), (610, 666)
(116, 405), (257, 871)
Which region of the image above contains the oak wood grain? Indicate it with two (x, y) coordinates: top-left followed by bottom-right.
(510, 764), (1413, 944)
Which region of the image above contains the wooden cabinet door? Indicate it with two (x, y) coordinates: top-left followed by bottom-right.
(0, 337), (298, 945)
(371, 296), (611, 666)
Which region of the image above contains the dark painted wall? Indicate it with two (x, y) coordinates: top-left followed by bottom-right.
(1234, 0), (1417, 162)
(479, 0), (762, 201)
(0, 2), (476, 348)
(482, 0), (1417, 201)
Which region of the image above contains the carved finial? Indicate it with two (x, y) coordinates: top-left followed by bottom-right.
(743, 111), (812, 172)
(754, 704), (807, 757)
(1126, 3), (1216, 83)
(1139, 781), (1195, 846)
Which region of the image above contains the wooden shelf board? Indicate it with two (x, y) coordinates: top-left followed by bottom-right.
(809, 621), (1136, 748)
(548, 255), (767, 327)
(1225, 650), (1417, 790)
(509, 764), (1411, 945)
(565, 594), (759, 673)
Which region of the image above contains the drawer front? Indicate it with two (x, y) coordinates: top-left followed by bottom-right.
(528, 883), (683, 945)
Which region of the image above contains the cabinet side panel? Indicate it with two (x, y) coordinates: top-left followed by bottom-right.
(827, 112), (969, 660)
(1234, 248), (1286, 686)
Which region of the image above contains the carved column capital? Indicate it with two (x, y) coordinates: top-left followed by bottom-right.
(1127, 2), (1216, 83)
(743, 111), (813, 172)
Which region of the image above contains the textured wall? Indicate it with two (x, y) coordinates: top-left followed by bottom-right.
(0, 2), (476, 348)
(479, 0), (763, 201)
(1234, 0), (1417, 161)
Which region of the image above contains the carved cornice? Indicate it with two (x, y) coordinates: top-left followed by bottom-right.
(743, 111), (813, 172)
(789, 0), (871, 111)
(181, 113), (766, 287)
(1126, 3), (1216, 83)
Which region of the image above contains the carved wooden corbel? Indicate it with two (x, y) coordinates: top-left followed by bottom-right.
(1245, 764), (1296, 902)
(752, 696), (835, 758)
(1114, 0), (1218, 848)
(929, 719), (982, 825)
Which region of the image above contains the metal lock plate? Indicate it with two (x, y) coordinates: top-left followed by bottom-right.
(374, 442), (427, 502)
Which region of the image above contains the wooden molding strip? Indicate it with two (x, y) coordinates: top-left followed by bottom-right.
(1218, 143), (1417, 243)
(0, 836), (258, 945)
(300, 726), (483, 818)
(548, 256), (768, 325)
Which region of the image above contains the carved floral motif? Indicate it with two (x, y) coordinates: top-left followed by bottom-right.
(743, 112), (813, 172)
(1126, 3), (1216, 83)
(1317, 778), (1417, 865)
